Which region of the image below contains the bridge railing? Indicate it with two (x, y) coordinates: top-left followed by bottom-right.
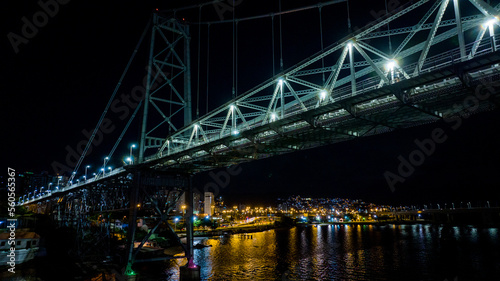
(20, 167), (127, 205)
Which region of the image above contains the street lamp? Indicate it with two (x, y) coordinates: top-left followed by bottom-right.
(103, 157), (109, 176)
(174, 217), (179, 231)
(85, 165), (90, 181)
(130, 144), (136, 164)
(126, 157), (132, 165)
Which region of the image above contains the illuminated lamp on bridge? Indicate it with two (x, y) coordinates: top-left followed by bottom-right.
(126, 157), (133, 164)
(385, 59), (398, 71)
(270, 112), (278, 122)
(319, 90), (328, 101)
(482, 17), (499, 29)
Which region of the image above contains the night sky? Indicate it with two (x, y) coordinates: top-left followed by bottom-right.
(3, 0), (500, 206)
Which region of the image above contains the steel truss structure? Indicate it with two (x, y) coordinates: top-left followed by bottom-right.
(138, 0), (500, 171)
(25, 169), (191, 273)
(25, 0), (500, 202)
(139, 14), (193, 163)
(22, 0), (500, 276)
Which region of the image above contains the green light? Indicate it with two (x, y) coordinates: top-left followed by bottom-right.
(124, 266), (136, 276)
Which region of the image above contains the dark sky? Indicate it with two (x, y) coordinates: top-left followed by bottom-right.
(3, 0), (500, 206)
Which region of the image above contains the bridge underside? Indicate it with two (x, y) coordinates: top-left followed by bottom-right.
(147, 51), (500, 172)
(24, 169), (191, 267)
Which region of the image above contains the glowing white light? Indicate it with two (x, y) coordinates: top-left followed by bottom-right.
(483, 17), (499, 28)
(271, 112), (277, 121)
(319, 90), (327, 100)
(194, 124), (199, 129)
(230, 104), (235, 111)
(231, 129), (240, 135)
(278, 78), (284, 85)
(347, 41), (353, 48)
(385, 59), (398, 71)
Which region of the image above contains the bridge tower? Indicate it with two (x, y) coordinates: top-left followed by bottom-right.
(139, 13), (193, 163)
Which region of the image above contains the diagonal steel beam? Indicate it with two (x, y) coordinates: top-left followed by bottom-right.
(453, 0), (467, 60)
(326, 46), (349, 92)
(394, 0), (441, 57)
(414, 0), (451, 76)
(353, 42), (390, 85)
(469, 0), (500, 20)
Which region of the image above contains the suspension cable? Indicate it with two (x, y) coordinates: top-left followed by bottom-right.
(69, 17), (151, 181)
(107, 100), (143, 163)
(319, 5), (325, 84)
(236, 21), (239, 97)
(347, 0), (352, 31)
(272, 15), (275, 76)
(206, 23), (210, 115)
(196, 6), (202, 119)
(169, 23), (174, 134)
(232, 6), (236, 99)
(193, 0), (348, 25)
(385, 0), (393, 54)
(279, 0), (284, 72)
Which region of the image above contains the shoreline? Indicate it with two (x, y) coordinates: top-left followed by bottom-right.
(176, 220), (500, 239)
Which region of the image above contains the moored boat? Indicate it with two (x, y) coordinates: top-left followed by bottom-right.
(0, 231), (40, 264)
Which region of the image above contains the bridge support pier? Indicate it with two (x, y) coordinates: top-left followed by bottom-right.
(124, 171), (141, 278)
(180, 175), (200, 281)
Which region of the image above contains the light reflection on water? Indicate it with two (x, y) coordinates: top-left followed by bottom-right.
(157, 224), (500, 280)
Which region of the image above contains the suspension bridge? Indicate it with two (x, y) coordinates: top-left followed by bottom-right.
(19, 0), (500, 278)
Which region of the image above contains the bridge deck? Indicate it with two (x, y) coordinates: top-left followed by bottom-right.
(23, 49), (500, 206)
